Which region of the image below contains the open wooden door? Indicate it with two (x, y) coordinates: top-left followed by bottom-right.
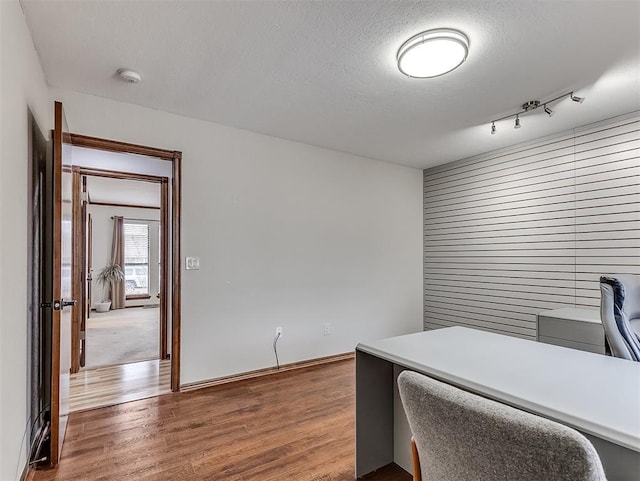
(49, 101), (75, 464)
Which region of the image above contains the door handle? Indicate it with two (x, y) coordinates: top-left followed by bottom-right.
(41, 299), (77, 310)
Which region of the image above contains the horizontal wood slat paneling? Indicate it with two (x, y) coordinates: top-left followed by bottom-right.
(424, 137), (577, 184)
(423, 155), (577, 197)
(575, 117), (640, 308)
(426, 273), (577, 288)
(424, 113), (640, 338)
(423, 120), (639, 185)
(425, 190), (578, 216)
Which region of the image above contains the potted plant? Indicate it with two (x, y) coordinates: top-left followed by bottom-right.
(95, 263), (124, 312)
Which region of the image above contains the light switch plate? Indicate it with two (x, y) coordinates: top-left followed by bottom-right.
(185, 256), (200, 270)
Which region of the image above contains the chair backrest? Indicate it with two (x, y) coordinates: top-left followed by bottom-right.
(600, 275), (640, 361)
(397, 370), (607, 481)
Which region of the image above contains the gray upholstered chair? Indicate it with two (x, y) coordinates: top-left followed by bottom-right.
(397, 370), (607, 481)
(600, 275), (640, 361)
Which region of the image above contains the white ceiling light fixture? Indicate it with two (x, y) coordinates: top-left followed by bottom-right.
(397, 28), (469, 78)
(117, 68), (142, 84)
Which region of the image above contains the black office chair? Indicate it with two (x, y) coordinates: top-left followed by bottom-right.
(600, 275), (640, 361)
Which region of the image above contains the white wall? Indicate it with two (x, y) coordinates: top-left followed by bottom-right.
(51, 87), (424, 385)
(88, 205), (161, 308)
(0, 2), (52, 479)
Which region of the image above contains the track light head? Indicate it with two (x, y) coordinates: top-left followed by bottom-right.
(491, 123), (496, 135)
(514, 116), (521, 129)
(571, 93), (584, 103)
(544, 105), (554, 117)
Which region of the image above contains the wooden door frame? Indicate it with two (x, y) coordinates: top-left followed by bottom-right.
(71, 167), (170, 371)
(69, 134), (182, 391)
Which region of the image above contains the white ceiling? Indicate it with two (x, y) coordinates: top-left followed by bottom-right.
(22, 0), (640, 169)
(86, 176), (160, 208)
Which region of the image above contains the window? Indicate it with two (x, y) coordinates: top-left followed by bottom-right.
(124, 222), (149, 296)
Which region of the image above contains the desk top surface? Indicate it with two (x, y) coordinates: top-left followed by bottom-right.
(357, 326), (640, 452)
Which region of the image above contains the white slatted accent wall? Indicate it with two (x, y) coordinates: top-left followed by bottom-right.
(423, 113), (640, 340)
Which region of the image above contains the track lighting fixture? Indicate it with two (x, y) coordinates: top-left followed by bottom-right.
(489, 91), (584, 135)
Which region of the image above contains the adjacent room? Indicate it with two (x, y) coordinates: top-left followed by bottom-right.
(1, 1), (638, 481)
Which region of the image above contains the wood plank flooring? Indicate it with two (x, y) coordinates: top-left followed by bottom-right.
(69, 359), (170, 412)
(35, 359), (410, 481)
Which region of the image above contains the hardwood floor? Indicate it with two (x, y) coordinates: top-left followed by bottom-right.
(69, 359), (170, 412)
(35, 359), (410, 481)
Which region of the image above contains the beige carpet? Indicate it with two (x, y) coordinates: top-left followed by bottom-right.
(84, 307), (159, 369)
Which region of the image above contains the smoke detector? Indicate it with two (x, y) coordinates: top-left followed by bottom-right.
(117, 68), (142, 84)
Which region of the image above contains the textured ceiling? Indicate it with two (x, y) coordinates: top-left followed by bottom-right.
(22, 0), (640, 168)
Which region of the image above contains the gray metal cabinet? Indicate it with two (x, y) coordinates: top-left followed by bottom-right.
(537, 308), (605, 354)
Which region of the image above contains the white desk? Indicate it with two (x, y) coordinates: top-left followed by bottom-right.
(355, 327), (640, 481)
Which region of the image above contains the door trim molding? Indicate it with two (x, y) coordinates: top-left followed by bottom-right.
(70, 133), (177, 161)
(171, 153), (181, 391)
(70, 135), (182, 392)
(89, 201), (160, 210)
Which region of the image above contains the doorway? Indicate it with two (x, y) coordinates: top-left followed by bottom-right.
(67, 135), (181, 411)
(79, 173), (165, 370)
(82, 172), (165, 369)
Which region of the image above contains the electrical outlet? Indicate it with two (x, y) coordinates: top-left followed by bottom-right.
(276, 326), (283, 337)
(324, 323), (331, 335)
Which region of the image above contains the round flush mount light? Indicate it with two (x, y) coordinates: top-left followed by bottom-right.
(117, 68), (142, 84)
(397, 28), (469, 78)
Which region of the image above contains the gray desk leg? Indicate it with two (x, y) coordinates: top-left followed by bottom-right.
(355, 349), (394, 478)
